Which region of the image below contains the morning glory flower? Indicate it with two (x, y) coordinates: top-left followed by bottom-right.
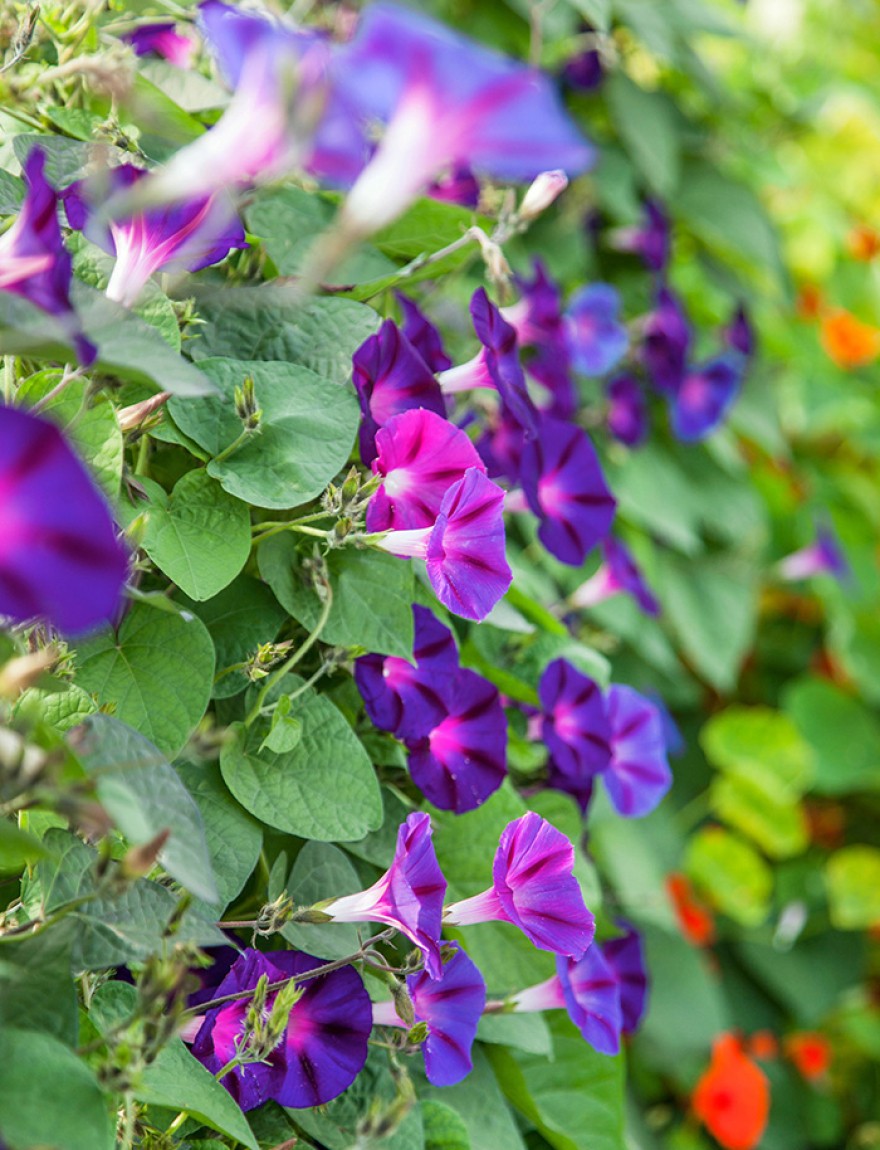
(562, 43), (604, 92)
(397, 293), (452, 372)
(63, 164), (247, 308)
(445, 812), (595, 959)
(319, 812), (447, 978)
(0, 406), (128, 636)
(609, 199), (670, 274)
(668, 355), (744, 442)
(375, 467), (512, 622)
(476, 408), (527, 483)
(602, 920), (649, 1035)
(372, 944), (486, 1086)
(428, 165), (482, 209)
(0, 150), (95, 366)
(724, 303), (756, 359)
(334, 3), (594, 235)
(539, 658), (612, 783)
(520, 416), (616, 566)
(642, 286), (691, 396)
(569, 537), (660, 617)
(355, 604), (459, 739)
(191, 947), (372, 1110)
(125, 22), (196, 67)
(502, 260), (566, 352)
(565, 284), (629, 377)
(367, 409), (487, 532)
(603, 685), (672, 818)
(605, 374), (648, 448)
(777, 525), (849, 583)
(405, 668), (507, 813)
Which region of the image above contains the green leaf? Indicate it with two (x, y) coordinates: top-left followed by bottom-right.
(12, 133), (127, 186)
(826, 846), (880, 930)
(71, 714), (219, 903)
(422, 1100), (472, 1150)
(477, 1012), (552, 1057)
(220, 681), (382, 841)
(0, 168), (23, 214)
(607, 442), (704, 555)
(0, 919), (78, 1043)
(782, 677), (880, 794)
(605, 73), (681, 199)
(417, 1047), (526, 1150)
(260, 696), (302, 754)
(685, 826), (773, 928)
(0, 1027), (114, 1150)
(167, 357), (359, 509)
(73, 599), (215, 758)
(281, 840), (363, 959)
(701, 706), (815, 793)
(16, 682), (98, 732)
(710, 772), (808, 859)
(126, 470), (251, 600)
(259, 535), (415, 658)
(564, 0), (611, 30)
(0, 818), (50, 873)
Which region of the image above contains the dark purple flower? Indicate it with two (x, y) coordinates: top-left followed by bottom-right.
(125, 22), (196, 67)
(520, 416), (616, 566)
(610, 199), (670, 274)
(367, 408), (486, 532)
(602, 921), (648, 1034)
(777, 525), (850, 583)
(63, 164), (247, 308)
(354, 603), (459, 739)
(642, 287), (690, 396)
(669, 355), (743, 442)
(335, 3), (594, 234)
(605, 374), (648, 447)
(321, 812), (447, 978)
(406, 668), (507, 812)
(191, 947), (372, 1110)
(353, 319), (446, 466)
(603, 685), (672, 818)
(562, 46), (604, 92)
(372, 943), (486, 1086)
(397, 293), (452, 372)
(539, 659), (612, 783)
(469, 288), (539, 435)
(570, 537), (660, 617)
(428, 165), (481, 208)
(0, 406), (128, 635)
(445, 812), (595, 959)
(476, 407), (526, 482)
(503, 260), (567, 351)
(565, 284), (629, 376)
(545, 765), (596, 815)
(528, 349), (578, 420)
(724, 303), (755, 359)
(0, 150), (95, 366)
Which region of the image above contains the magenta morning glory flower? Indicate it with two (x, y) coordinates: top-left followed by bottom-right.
(353, 319), (445, 466)
(777, 525), (849, 583)
(428, 164), (482, 209)
(405, 668), (507, 813)
(63, 164), (247, 308)
(605, 374), (648, 448)
(375, 467), (512, 622)
(724, 303), (755, 359)
(445, 812), (595, 959)
(602, 920), (648, 1035)
(609, 199), (670, 274)
(642, 286), (691, 396)
(125, 22), (196, 67)
(334, 3), (594, 235)
(539, 659), (612, 784)
(0, 406), (128, 636)
(397, 294), (452, 372)
(372, 944), (486, 1086)
(320, 812), (447, 978)
(367, 409), (486, 533)
(520, 415), (616, 566)
(0, 150), (95, 366)
(669, 355), (744, 442)
(570, 537), (660, 617)
(565, 284), (629, 377)
(603, 685), (672, 818)
(354, 603), (459, 740)
(191, 947), (372, 1111)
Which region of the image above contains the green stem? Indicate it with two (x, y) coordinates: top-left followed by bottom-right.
(165, 1109), (189, 1137)
(259, 661), (327, 714)
(212, 426), (255, 465)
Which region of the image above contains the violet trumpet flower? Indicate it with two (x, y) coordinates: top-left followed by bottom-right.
(609, 199), (670, 274)
(669, 355), (744, 443)
(397, 293), (452, 372)
(605, 374), (648, 448)
(602, 920), (649, 1034)
(125, 22), (196, 67)
(570, 538), (660, 617)
(565, 283), (628, 377)
(777, 525), (849, 583)
(539, 658), (612, 783)
(642, 287), (690, 396)
(724, 303), (755, 360)
(602, 685), (672, 818)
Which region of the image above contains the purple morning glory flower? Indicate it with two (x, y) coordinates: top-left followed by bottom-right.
(125, 22), (196, 67)
(63, 164), (247, 308)
(353, 319), (446, 466)
(191, 947), (372, 1110)
(642, 287), (691, 396)
(603, 685), (672, 818)
(570, 537), (660, 617)
(445, 812), (595, 959)
(321, 812), (447, 978)
(372, 944), (486, 1086)
(605, 374), (648, 447)
(777, 525), (850, 583)
(565, 284), (629, 377)
(476, 407), (527, 483)
(669, 354), (743, 442)
(405, 668), (507, 813)
(469, 288), (539, 435)
(0, 149), (95, 366)
(397, 294), (452, 372)
(428, 165), (482, 209)
(724, 303), (755, 359)
(354, 603), (459, 740)
(539, 659), (612, 784)
(562, 45), (604, 92)
(602, 920), (648, 1034)
(503, 261), (566, 351)
(376, 467), (512, 622)
(0, 406), (128, 636)
(610, 199), (670, 274)
(520, 416), (616, 566)
(335, 3), (594, 234)
(367, 409), (487, 532)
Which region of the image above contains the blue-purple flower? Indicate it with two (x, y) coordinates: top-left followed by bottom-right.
(539, 659), (612, 783)
(397, 293), (452, 372)
(605, 374), (648, 447)
(603, 685), (672, 818)
(125, 22), (196, 67)
(777, 525), (849, 583)
(642, 287), (690, 396)
(669, 355), (744, 442)
(602, 920), (648, 1035)
(609, 199), (670, 274)
(570, 538), (660, 617)
(724, 303), (755, 359)
(565, 284), (629, 377)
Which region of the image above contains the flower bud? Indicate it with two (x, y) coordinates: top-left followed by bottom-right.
(518, 170), (569, 222)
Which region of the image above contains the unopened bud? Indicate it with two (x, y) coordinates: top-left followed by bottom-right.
(234, 377), (262, 431)
(406, 1020), (429, 1046)
(117, 391), (171, 433)
(391, 980), (416, 1027)
(518, 170), (569, 222)
(255, 893), (294, 934)
(121, 829), (171, 879)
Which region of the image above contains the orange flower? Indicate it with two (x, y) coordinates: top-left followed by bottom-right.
(795, 283), (823, 320)
(820, 309), (880, 369)
(747, 1030), (779, 1061)
(666, 872), (716, 947)
(847, 225), (880, 262)
(784, 1032), (831, 1081)
(693, 1033), (771, 1150)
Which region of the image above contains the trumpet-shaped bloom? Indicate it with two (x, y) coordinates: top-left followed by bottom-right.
(777, 525), (849, 583)
(609, 199), (670, 273)
(429, 165), (481, 208)
(0, 150), (95, 366)
(335, 3), (594, 234)
(353, 320), (446, 466)
(520, 416), (616, 566)
(602, 921), (648, 1034)
(570, 538), (660, 617)
(642, 287), (690, 395)
(125, 22), (196, 67)
(355, 604), (458, 739)
(539, 659), (612, 783)
(565, 284), (628, 377)
(692, 1034), (770, 1150)
(603, 685), (672, 818)
(367, 409), (486, 532)
(0, 406), (128, 635)
(397, 293), (451, 372)
(372, 944), (486, 1086)
(724, 303), (755, 359)
(63, 164), (247, 308)
(605, 374), (648, 447)
(503, 261), (566, 351)
(476, 408), (526, 482)
(321, 814), (446, 978)
(405, 668), (507, 812)
(669, 355), (744, 442)
(470, 288), (539, 435)
(191, 947), (372, 1111)
(445, 812), (595, 959)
